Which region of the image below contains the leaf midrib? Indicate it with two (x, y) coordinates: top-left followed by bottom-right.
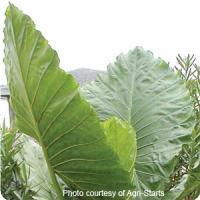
(8, 6), (64, 199)
(9, 7), (41, 141)
(127, 51), (137, 124)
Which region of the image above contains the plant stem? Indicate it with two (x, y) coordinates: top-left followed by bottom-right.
(40, 142), (64, 200)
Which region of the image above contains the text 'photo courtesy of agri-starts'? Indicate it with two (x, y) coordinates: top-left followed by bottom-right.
(1, 3), (200, 200)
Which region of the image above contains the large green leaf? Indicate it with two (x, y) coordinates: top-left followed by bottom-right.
(4, 4), (136, 199)
(82, 47), (194, 199)
(102, 117), (137, 181)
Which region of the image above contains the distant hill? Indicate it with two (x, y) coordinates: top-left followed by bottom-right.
(0, 68), (104, 97)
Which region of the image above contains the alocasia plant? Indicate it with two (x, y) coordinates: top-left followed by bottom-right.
(3, 3), (197, 200)
(82, 48), (195, 199)
(4, 4), (136, 199)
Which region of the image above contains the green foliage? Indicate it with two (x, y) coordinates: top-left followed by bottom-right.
(2, 3), (199, 200)
(102, 117), (137, 180)
(16, 135), (57, 200)
(82, 47), (194, 200)
(4, 4), (136, 199)
(165, 55), (200, 200)
(0, 126), (36, 199)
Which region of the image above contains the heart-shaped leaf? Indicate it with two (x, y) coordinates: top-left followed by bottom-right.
(82, 47), (194, 199)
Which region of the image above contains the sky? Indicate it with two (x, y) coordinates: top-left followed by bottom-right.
(0, 0), (200, 125)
